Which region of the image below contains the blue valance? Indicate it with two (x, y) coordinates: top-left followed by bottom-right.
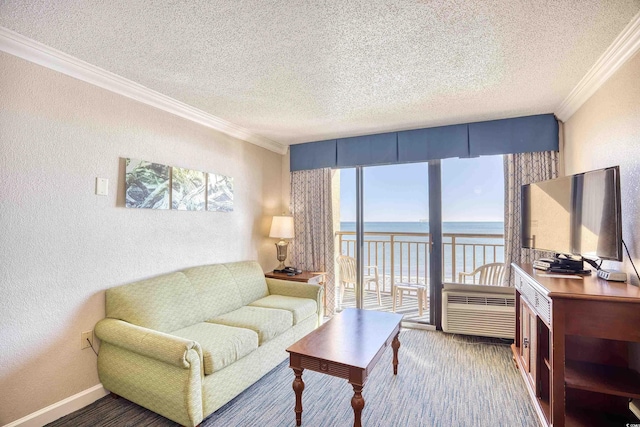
(289, 113), (558, 171)
(337, 132), (398, 168)
(468, 114), (559, 156)
(397, 124), (469, 162)
(290, 139), (337, 171)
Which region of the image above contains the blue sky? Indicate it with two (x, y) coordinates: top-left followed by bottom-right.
(340, 155), (504, 222)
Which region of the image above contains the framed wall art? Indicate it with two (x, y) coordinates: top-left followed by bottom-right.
(172, 167), (206, 211)
(207, 173), (234, 212)
(125, 158), (170, 209)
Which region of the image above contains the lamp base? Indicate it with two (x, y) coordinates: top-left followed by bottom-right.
(274, 241), (289, 272)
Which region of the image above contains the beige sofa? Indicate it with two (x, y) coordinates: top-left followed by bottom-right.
(95, 261), (323, 426)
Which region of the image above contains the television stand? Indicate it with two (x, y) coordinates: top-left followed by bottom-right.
(512, 263), (640, 427)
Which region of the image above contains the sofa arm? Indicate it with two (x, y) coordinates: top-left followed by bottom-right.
(95, 318), (202, 368)
(266, 278), (324, 324)
(266, 278), (322, 300)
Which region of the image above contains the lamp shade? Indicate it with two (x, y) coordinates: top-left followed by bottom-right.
(269, 215), (294, 239)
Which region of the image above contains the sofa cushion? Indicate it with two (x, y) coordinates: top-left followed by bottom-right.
(182, 264), (243, 319)
(171, 322), (258, 375)
(208, 306), (292, 345)
(106, 272), (202, 332)
(249, 295), (317, 325)
(223, 261), (269, 305)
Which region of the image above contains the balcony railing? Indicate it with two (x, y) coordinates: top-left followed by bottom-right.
(336, 231), (505, 292)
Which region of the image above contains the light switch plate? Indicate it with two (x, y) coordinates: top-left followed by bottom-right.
(96, 178), (108, 196)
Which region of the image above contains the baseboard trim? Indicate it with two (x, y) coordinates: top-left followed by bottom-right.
(3, 384), (108, 427)
(402, 321), (436, 331)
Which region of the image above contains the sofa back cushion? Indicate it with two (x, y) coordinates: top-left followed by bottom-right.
(106, 272), (202, 333)
(224, 261), (269, 305)
(182, 264), (243, 319)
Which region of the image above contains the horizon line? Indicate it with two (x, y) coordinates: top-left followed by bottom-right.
(339, 220), (505, 223)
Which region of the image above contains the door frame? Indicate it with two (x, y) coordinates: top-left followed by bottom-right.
(428, 160), (443, 329)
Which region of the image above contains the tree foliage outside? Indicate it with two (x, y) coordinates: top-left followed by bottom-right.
(125, 158), (170, 209)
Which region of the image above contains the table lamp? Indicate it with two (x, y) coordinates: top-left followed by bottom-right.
(269, 215), (294, 271)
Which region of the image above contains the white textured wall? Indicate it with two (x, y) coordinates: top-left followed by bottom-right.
(563, 50), (640, 284)
(0, 52), (283, 424)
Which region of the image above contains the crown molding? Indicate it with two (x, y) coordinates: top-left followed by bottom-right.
(0, 27), (288, 155)
(556, 11), (640, 122)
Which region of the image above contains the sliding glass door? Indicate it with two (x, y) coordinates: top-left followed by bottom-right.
(362, 163), (430, 323)
(335, 163), (437, 325)
(441, 156), (505, 285)
(335, 168), (358, 311)
(334, 156), (504, 325)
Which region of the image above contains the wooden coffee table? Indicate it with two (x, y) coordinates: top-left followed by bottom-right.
(286, 308), (403, 427)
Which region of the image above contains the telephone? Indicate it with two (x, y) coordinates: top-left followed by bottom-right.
(275, 266), (302, 275)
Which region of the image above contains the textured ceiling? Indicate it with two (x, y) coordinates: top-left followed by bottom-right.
(1, 1), (639, 146)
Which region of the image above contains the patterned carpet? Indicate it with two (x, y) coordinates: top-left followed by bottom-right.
(48, 329), (538, 427)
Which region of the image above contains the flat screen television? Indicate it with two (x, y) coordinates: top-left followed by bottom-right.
(521, 166), (622, 261)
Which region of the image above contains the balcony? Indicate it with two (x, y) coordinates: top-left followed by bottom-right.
(336, 230), (505, 322)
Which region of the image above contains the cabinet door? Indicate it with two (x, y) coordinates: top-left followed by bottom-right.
(521, 298), (538, 390)
(521, 302), (530, 370)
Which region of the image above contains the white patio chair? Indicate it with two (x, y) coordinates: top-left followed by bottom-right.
(336, 255), (382, 306)
(457, 262), (506, 285)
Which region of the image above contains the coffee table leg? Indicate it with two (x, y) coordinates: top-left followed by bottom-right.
(351, 383), (365, 427)
(293, 368), (305, 426)
(392, 333), (400, 375)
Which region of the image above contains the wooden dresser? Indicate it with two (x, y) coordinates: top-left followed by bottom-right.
(512, 263), (640, 426)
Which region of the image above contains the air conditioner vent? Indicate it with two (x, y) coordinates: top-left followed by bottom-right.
(447, 294), (515, 307)
(443, 290), (515, 339)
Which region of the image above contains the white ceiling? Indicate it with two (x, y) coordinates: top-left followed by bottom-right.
(1, 1), (639, 148)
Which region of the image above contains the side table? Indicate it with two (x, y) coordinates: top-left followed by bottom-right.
(392, 282), (427, 316)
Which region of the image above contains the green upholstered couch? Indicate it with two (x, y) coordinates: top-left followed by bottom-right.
(95, 261), (323, 426)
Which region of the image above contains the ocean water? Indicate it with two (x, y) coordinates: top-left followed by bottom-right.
(339, 221), (504, 235)
(338, 221), (505, 282)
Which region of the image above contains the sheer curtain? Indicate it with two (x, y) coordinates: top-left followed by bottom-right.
(503, 151), (559, 286)
(289, 168), (335, 315)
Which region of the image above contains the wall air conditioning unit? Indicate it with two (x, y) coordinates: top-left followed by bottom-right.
(442, 283), (515, 339)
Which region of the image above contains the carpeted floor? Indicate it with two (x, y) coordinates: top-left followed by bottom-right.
(47, 329), (538, 427)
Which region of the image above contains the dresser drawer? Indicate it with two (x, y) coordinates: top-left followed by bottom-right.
(515, 270), (551, 325)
